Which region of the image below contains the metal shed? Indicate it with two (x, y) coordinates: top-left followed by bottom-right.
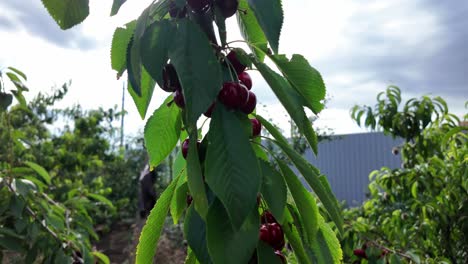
(303, 132), (403, 207)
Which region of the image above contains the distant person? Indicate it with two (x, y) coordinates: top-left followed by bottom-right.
(137, 162), (157, 218)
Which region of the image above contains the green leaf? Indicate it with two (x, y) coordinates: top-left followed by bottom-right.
(93, 251), (110, 264)
(185, 248), (199, 264)
(205, 105), (261, 229)
(128, 66), (156, 119)
(41, 0), (89, 30)
(254, 62), (318, 154)
(247, 0), (283, 53)
(257, 241), (282, 264)
(206, 199), (259, 264)
(87, 193), (115, 210)
(310, 215), (343, 264)
(24, 161), (51, 185)
(168, 19), (222, 124)
(110, 21), (136, 79)
(171, 181), (188, 224)
(0, 92), (13, 111)
(135, 174), (179, 263)
(140, 20), (175, 88)
(257, 115), (343, 236)
(237, 0), (268, 61)
(110, 0), (126, 16)
(184, 206), (212, 264)
(270, 54), (326, 114)
(186, 128), (209, 218)
(411, 182), (418, 199)
(7, 67), (27, 81)
(278, 160), (319, 245)
(259, 160), (286, 222)
(169, 150), (188, 224)
(145, 96), (182, 168)
(11, 90), (27, 108)
(283, 207), (312, 264)
(14, 179), (37, 197)
(0, 235), (25, 252)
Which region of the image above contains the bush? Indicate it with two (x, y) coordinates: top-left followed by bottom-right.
(343, 86), (467, 263)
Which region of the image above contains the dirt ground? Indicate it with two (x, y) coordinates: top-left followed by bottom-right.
(95, 219), (187, 264)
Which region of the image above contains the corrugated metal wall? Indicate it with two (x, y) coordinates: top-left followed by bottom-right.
(303, 132), (403, 207)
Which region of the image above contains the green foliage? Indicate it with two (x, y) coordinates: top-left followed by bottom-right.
(205, 106), (261, 229)
(42, 0), (343, 263)
(136, 174), (178, 263)
(270, 54), (326, 114)
(247, 0), (283, 54)
(111, 21), (136, 79)
(0, 69), (112, 263)
(343, 88), (468, 263)
(145, 95), (182, 168)
(169, 20), (222, 124)
(41, 0), (89, 30)
(236, 0), (267, 60)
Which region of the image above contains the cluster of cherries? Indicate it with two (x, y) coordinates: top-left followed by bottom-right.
(169, 0), (239, 19)
(258, 211), (287, 263)
(161, 50), (262, 159)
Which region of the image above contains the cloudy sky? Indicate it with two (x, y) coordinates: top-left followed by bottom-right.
(0, 0), (466, 137)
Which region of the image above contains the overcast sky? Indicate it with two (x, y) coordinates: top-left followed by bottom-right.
(0, 0), (466, 137)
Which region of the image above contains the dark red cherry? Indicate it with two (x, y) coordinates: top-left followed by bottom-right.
(353, 249), (367, 259)
(218, 82), (249, 109)
(186, 195), (193, 206)
(268, 223), (285, 250)
(240, 91), (256, 114)
(214, 0), (238, 18)
(203, 102), (216, 117)
(174, 89), (185, 108)
(182, 138), (190, 158)
(182, 139), (201, 159)
(162, 64), (181, 92)
(226, 50), (246, 74)
(259, 224), (270, 243)
(187, 0), (211, 12)
(261, 211), (277, 224)
(169, 1), (187, 18)
(238, 71), (252, 90)
(251, 118), (262, 137)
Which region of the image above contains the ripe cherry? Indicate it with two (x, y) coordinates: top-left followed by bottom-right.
(240, 91), (256, 114)
(186, 195), (193, 206)
(169, 1), (187, 18)
(274, 250), (287, 264)
(174, 89), (185, 108)
(226, 50), (246, 74)
(181, 138), (201, 159)
(268, 223), (285, 250)
(251, 118), (262, 137)
(182, 138), (190, 158)
(203, 102), (216, 117)
(353, 249), (367, 259)
(187, 0), (211, 12)
(214, 0), (238, 18)
(218, 82), (249, 109)
(261, 211), (277, 224)
(238, 71), (252, 90)
(259, 224), (270, 243)
(162, 64), (181, 92)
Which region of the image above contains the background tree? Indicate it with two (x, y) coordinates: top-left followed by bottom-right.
(342, 86), (467, 263)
